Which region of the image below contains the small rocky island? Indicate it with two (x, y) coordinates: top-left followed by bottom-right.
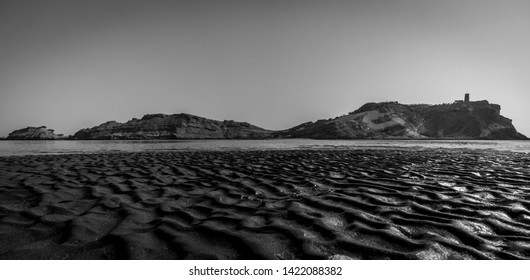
(5, 94), (528, 140)
(6, 126), (66, 140)
(73, 113), (273, 140)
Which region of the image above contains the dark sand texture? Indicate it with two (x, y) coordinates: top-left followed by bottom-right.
(1, 149), (530, 259)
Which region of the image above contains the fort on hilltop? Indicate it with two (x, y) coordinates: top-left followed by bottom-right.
(455, 93), (471, 103)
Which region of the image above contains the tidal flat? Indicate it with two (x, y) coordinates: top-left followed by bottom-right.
(0, 149), (529, 259)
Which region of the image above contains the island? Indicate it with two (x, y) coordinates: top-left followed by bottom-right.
(4, 94), (528, 140)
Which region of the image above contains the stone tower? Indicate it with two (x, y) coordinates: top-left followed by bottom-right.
(464, 93), (470, 102)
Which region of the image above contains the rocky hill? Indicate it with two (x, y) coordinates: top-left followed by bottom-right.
(282, 100), (527, 140)
(73, 113), (274, 139)
(6, 126), (66, 140)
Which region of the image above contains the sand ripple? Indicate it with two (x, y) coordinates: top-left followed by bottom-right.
(0, 149), (529, 259)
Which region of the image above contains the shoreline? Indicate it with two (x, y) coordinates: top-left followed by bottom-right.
(1, 149), (529, 259)
(0, 148), (528, 160)
(1, 137), (529, 141)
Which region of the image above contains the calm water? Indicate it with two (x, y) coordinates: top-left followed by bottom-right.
(0, 139), (529, 156)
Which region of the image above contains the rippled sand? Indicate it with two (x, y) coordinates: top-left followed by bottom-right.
(0, 149), (529, 259)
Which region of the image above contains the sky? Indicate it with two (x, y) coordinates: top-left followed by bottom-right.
(1, 0), (529, 137)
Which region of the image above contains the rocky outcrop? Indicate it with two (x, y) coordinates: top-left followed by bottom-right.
(282, 101), (527, 140)
(6, 126), (65, 140)
(73, 113), (275, 139)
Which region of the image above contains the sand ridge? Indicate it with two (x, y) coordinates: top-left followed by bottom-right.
(0, 149), (529, 259)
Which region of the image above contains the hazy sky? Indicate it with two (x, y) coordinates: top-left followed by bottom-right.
(1, 0), (529, 137)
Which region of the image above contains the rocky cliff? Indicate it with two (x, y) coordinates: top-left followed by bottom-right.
(282, 100), (527, 140)
(73, 113), (274, 139)
(6, 126), (65, 140)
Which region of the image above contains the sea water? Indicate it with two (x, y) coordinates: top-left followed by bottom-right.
(1, 139), (529, 156)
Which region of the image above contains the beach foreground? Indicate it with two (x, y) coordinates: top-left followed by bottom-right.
(0, 149), (529, 259)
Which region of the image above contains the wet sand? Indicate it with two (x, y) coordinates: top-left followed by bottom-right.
(0, 149), (529, 259)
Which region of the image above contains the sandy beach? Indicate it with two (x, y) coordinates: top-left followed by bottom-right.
(0, 149), (529, 259)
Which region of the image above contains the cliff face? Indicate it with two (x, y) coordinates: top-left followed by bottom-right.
(73, 113), (274, 139)
(7, 126), (65, 140)
(282, 101), (527, 140)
